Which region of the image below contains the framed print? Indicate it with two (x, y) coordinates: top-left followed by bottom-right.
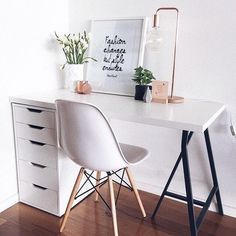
(86, 17), (147, 96)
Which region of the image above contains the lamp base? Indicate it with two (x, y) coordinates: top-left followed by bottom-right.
(168, 96), (184, 104)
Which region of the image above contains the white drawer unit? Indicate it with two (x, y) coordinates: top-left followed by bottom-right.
(19, 181), (58, 215)
(17, 138), (57, 168)
(14, 105), (55, 128)
(15, 123), (56, 146)
(12, 103), (90, 216)
(18, 160), (58, 191)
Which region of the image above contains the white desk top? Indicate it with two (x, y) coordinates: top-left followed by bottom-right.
(10, 89), (225, 133)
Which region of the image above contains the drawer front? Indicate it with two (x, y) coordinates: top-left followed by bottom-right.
(14, 105), (55, 128)
(15, 123), (56, 146)
(17, 138), (57, 169)
(19, 181), (58, 215)
(18, 160), (58, 191)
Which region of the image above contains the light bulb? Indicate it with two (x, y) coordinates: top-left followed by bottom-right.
(146, 27), (162, 52)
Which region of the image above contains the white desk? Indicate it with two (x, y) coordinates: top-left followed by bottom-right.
(10, 89), (225, 235)
(11, 89), (225, 133)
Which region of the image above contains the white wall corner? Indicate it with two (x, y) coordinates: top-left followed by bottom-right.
(0, 193), (19, 213)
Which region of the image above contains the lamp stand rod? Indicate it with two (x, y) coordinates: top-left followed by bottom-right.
(153, 7), (184, 103)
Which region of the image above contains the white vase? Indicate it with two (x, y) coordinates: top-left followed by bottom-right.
(143, 87), (152, 103)
(64, 64), (84, 92)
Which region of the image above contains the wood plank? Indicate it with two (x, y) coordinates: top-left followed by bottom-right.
(0, 183), (235, 236)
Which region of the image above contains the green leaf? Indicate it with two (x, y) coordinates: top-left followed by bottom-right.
(132, 66), (156, 85)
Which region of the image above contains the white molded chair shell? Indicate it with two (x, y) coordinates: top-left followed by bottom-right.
(56, 100), (149, 172)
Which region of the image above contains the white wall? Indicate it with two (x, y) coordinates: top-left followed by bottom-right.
(1, 0), (235, 218)
(0, 0), (68, 211)
(68, 0), (236, 217)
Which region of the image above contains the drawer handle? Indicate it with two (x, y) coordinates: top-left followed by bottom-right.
(30, 162), (47, 168)
(32, 184), (47, 190)
(27, 108), (43, 113)
(28, 124), (44, 130)
(29, 140), (46, 146)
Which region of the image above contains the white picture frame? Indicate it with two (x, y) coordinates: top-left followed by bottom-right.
(86, 17), (147, 96)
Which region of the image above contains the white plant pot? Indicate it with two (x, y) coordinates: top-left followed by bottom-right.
(64, 64), (84, 92)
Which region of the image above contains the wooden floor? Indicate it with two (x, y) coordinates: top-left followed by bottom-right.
(0, 183), (236, 236)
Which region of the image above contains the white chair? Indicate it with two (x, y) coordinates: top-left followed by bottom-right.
(56, 99), (149, 236)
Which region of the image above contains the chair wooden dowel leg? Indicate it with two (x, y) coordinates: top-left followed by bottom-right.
(108, 175), (119, 236)
(95, 171), (101, 202)
(60, 167), (85, 233)
(125, 167), (146, 217)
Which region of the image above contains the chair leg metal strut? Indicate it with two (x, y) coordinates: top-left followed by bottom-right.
(60, 167), (145, 235)
(151, 129), (224, 236)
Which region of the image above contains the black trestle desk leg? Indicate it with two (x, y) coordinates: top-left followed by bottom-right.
(151, 131), (193, 219)
(151, 153), (183, 219)
(204, 129), (224, 215)
(182, 130), (197, 236)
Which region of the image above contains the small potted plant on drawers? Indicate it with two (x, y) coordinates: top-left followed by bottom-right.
(132, 66), (156, 100)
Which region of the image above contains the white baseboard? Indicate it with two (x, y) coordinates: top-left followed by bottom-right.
(221, 204), (236, 218)
(1, 181), (235, 219)
(0, 194), (19, 213)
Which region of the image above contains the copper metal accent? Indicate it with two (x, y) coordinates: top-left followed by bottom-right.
(153, 14), (157, 28)
(76, 81), (92, 94)
(168, 95), (184, 104)
(153, 7), (184, 103)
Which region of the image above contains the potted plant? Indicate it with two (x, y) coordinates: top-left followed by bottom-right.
(132, 66), (156, 100)
(55, 31), (96, 91)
